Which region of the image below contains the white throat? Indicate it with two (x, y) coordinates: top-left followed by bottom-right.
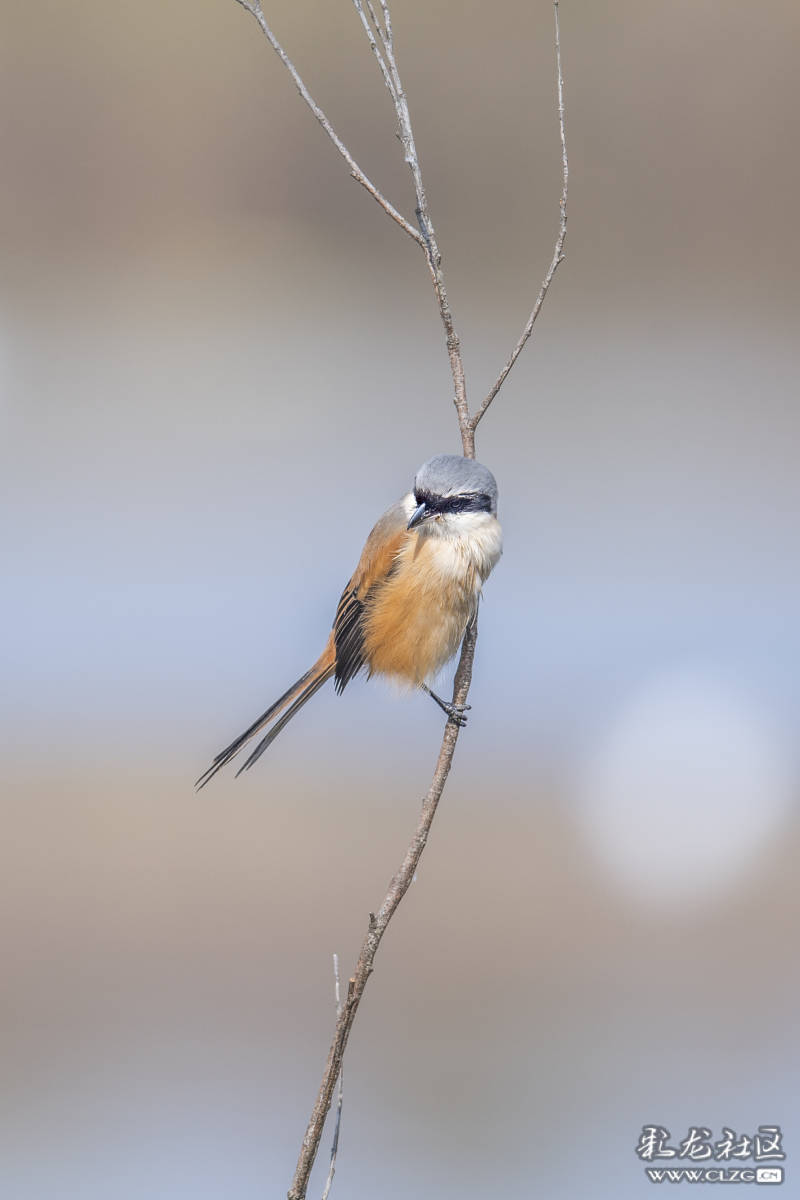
(402, 492), (503, 585)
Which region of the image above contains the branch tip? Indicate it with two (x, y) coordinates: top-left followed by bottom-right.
(473, 0), (568, 431)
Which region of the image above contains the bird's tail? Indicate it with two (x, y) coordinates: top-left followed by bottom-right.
(195, 636), (335, 789)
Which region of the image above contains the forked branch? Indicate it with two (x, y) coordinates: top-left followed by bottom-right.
(234, 0), (567, 459)
(232, 0), (424, 245)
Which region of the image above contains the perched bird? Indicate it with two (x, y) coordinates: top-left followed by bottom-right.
(196, 454), (502, 787)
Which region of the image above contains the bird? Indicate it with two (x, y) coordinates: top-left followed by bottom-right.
(196, 454), (502, 788)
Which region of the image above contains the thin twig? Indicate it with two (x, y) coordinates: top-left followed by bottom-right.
(320, 954), (344, 1200)
(232, 0), (424, 247)
(352, 2), (397, 107)
(354, 0), (473, 453)
(288, 620), (478, 1200)
(472, 0), (569, 432)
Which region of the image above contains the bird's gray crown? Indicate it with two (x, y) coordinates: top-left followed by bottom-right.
(413, 454), (498, 516)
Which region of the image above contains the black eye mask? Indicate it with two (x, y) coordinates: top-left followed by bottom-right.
(413, 488), (493, 516)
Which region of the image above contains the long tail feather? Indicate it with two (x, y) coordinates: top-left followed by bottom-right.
(235, 668), (332, 776)
(196, 646), (334, 789)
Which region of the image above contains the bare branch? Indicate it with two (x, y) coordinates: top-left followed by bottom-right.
(366, 0), (388, 46)
(472, 0), (569, 433)
(232, 0), (424, 246)
(353, 0), (472, 453)
(320, 954), (344, 1200)
(230, 3), (569, 1195)
(352, 2), (398, 108)
(288, 620), (479, 1200)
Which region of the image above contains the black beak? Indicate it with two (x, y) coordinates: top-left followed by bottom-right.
(407, 502), (428, 530)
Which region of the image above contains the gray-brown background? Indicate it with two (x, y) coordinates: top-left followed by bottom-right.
(2, 2), (798, 1196)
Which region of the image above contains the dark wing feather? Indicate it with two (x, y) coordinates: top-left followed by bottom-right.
(333, 586), (366, 693)
(332, 499), (409, 695)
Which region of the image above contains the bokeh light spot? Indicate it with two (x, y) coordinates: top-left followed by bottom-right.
(573, 667), (794, 909)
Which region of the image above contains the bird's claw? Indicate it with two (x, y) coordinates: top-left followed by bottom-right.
(443, 702), (470, 726)
(423, 685), (472, 726)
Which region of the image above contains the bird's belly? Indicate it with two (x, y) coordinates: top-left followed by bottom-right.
(363, 537), (483, 686)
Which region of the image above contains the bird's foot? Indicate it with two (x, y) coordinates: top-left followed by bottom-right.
(423, 685), (471, 726)
(442, 701), (470, 727)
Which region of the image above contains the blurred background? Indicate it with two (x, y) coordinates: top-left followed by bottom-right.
(2, 1), (799, 1196)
